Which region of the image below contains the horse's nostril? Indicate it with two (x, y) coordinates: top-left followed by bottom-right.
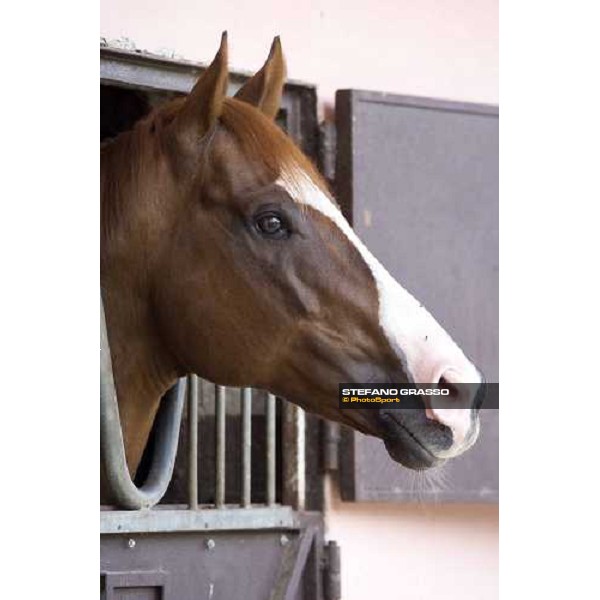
(439, 376), (460, 400)
(436, 372), (481, 410)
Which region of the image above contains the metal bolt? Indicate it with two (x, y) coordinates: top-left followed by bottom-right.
(127, 538), (136, 549)
(280, 534), (289, 546)
(205, 538), (216, 551)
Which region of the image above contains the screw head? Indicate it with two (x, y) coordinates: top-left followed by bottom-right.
(127, 538), (136, 549)
(205, 538), (216, 550)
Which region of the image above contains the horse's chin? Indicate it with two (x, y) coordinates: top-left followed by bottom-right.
(379, 412), (446, 470)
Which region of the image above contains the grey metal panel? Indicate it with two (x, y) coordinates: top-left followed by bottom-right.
(101, 513), (325, 600)
(336, 90), (498, 502)
(102, 531), (292, 600)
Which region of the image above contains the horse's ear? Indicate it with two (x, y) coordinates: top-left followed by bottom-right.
(176, 32), (229, 140)
(234, 36), (286, 120)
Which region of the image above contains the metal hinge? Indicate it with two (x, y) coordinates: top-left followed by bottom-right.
(323, 540), (341, 600)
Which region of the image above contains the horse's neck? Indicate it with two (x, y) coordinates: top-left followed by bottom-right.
(102, 285), (178, 476)
(102, 143), (179, 477)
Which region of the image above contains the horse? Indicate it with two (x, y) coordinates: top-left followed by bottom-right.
(100, 33), (484, 484)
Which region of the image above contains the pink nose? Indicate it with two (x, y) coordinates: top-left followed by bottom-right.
(423, 370), (483, 447)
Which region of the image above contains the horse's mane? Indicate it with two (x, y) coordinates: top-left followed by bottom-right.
(101, 96), (331, 245)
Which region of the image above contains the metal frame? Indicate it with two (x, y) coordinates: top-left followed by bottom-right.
(101, 297), (186, 509)
(100, 45), (319, 158)
(100, 505), (299, 535)
(268, 513), (326, 600)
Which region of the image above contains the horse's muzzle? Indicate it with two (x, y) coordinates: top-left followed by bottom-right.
(377, 407), (453, 470)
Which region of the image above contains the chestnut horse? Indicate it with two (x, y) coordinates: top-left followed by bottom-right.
(101, 34), (483, 481)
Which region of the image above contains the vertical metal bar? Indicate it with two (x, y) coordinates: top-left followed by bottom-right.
(241, 387), (252, 507)
(296, 407), (306, 510)
(187, 375), (199, 510)
(266, 393), (276, 506)
(215, 385), (226, 508)
(282, 402), (306, 511)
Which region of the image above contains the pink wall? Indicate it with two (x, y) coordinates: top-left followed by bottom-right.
(325, 478), (498, 599)
(101, 3), (498, 598)
(101, 0), (498, 114)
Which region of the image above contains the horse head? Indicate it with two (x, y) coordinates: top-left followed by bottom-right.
(101, 33), (483, 474)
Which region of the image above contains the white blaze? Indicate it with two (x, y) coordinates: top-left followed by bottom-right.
(277, 172), (480, 453)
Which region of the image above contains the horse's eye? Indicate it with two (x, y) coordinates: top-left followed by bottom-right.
(255, 213), (289, 239)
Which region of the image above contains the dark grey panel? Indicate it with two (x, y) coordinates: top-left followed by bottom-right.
(336, 90), (498, 502)
(101, 513), (326, 600)
(340, 410), (498, 502)
(102, 531), (286, 600)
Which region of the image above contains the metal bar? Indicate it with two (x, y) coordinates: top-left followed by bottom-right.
(297, 409), (306, 509)
(100, 46), (316, 95)
(215, 385), (226, 507)
(187, 375), (199, 510)
(303, 519), (325, 600)
(100, 506), (299, 535)
(241, 388), (252, 507)
(282, 402), (306, 510)
(269, 527), (316, 600)
(100, 297), (186, 509)
(266, 393), (277, 505)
